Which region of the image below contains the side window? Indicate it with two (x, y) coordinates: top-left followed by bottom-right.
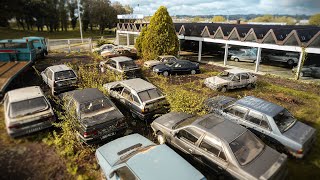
(108, 60), (117, 69)
(121, 88), (132, 100)
(241, 73), (249, 80)
(232, 75), (240, 81)
(260, 119), (271, 130)
(178, 128), (201, 144)
(132, 94), (140, 104)
(174, 63), (181, 68)
(114, 166), (136, 180)
(111, 85), (124, 93)
(246, 111), (270, 130)
(200, 136), (227, 161)
(226, 105), (248, 118)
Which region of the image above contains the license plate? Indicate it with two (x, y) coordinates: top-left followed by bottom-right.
(100, 132), (116, 140)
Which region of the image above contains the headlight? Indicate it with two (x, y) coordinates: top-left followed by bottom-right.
(153, 68), (159, 72)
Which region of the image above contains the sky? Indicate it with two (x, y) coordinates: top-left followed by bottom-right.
(111, 0), (320, 16)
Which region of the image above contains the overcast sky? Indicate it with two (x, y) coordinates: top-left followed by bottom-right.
(111, 0), (320, 16)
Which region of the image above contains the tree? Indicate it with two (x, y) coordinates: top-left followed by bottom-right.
(309, 14), (320, 26)
(135, 6), (179, 60)
(192, 16), (203, 22)
(211, 16), (226, 22)
(249, 15), (296, 25)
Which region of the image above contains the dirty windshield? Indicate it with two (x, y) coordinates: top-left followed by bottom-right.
(119, 61), (137, 70)
(273, 109), (296, 133)
(10, 97), (49, 118)
(80, 98), (114, 118)
(219, 71), (234, 80)
(138, 89), (162, 102)
(55, 70), (76, 81)
(230, 131), (264, 166)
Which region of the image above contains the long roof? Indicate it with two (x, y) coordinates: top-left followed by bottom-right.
(118, 23), (320, 48)
(7, 86), (44, 102)
(63, 88), (105, 104)
(120, 78), (157, 92)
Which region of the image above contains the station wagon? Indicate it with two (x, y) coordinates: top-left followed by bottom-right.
(99, 56), (140, 79)
(96, 133), (206, 180)
(151, 112), (288, 180)
(205, 96), (317, 158)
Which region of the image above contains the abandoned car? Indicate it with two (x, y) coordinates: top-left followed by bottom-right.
(205, 96), (317, 158)
(93, 44), (114, 54)
(204, 69), (257, 92)
(99, 56), (140, 79)
(262, 52), (299, 67)
(3, 86), (55, 137)
(96, 133), (206, 180)
(144, 55), (178, 69)
(104, 78), (168, 120)
(41, 64), (77, 95)
(153, 60), (200, 76)
(151, 112), (288, 180)
(292, 64), (320, 78)
(60, 88), (127, 144)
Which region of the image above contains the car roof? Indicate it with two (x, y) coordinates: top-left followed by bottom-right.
(0, 39), (29, 43)
(127, 144), (204, 180)
(225, 69), (251, 74)
(63, 88), (105, 104)
(7, 86), (44, 102)
(110, 56), (133, 62)
(48, 64), (72, 72)
(120, 78), (157, 92)
(193, 114), (246, 143)
(23, 37), (45, 40)
(235, 96), (284, 117)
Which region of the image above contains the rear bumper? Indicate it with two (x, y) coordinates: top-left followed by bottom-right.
(79, 126), (127, 145)
(8, 121), (53, 138)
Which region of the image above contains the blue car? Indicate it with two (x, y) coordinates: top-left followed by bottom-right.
(153, 60), (200, 77)
(96, 133), (206, 180)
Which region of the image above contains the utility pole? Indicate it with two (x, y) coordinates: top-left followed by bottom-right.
(78, 0), (83, 43)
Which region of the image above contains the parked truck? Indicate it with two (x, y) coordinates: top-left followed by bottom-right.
(0, 39), (36, 98)
(23, 37), (48, 59)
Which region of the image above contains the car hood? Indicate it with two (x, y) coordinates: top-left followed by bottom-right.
(242, 146), (287, 179)
(205, 76), (230, 85)
(153, 64), (170, 70)
(283, 121), (316, 146)
(81, 108), (124, 128)
(96, 134), (154, 166)
(145, 60), (161, 66)
(152, 112), (193, 130)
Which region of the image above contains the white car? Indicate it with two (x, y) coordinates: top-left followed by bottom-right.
(92, 44), (114, 54)
(3, 86), (55, 137)
(263, 53), (299, 66)
(41, 64), (78, 95)
(144, 55), (178, 68)
(230, 51), (257, 63)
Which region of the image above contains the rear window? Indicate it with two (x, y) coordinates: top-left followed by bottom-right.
(9, 97), (49, 118)
(138, 89), (162, 102)
(79, 98), (114, 118)
(1, 43), (28, 49)
(55, 70), (76, 81)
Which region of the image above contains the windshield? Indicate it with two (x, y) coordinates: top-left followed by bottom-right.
(138, 89), (162, 102)
(119, 61), (137, 70)
(79, 98), (114, 118)
(218, 71), (234, 80)
(55, 70), (76, 81)
(273, 109), (296, 133)
(9, 97), (49, 118)
(230, 131), (264, 166)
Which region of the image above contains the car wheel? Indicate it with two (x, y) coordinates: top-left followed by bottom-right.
(300, 72), (304, 77)
(220, 86), (227, 93)
(157, 133), (166, 144)
(247, 83), (255, 89)
(234, 58), (239, 62)
(163, 71), (169, 77)
(287, 59), (294, 66)
(190, 70), (196, 75)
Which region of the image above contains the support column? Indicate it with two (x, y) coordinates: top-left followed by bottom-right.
(224, 43), (228, 66)
(115, 32), (119, 45)
(295, 51), (304, 80)
(198, 40), (202, 62)
(178, 39), (181, 58)
(255, 47), (262, 72)
(127, 33), (130, 47)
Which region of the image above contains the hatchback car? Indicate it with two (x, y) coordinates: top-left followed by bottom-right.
(3, 86), (55, 137)
(205, 96), (316, 158)
(60, 88), (127, 144)
(41, 64), (77, 95)
(153, 60), (200, 76)
(99, 56), (140, 79)
(230, 51), (256, 63)
(104, 78), (168, 120)
(144, 55), (178, 69)
(96, 133), (206, 180)
(204, 69), (257, 92)
(151, 112), (288, 180)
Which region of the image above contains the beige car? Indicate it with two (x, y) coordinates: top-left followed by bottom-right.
(144, 55), (178, 68)
(3, 86), (55, 137)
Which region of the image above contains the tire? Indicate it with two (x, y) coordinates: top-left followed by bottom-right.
(300, 72), (304, 77)
(190, 69), (196, 75)
(157, 133), (166, 144)
(220, 86), (227, 93)
(287, 59), (294, 66)
(163, 71), (169, 77)
(234, 58), (239, 62)
(247, 83), (255, 89)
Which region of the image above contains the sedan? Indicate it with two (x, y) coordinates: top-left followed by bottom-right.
(153, 60), (200, 76)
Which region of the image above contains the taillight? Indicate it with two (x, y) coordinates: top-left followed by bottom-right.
(83, 130), (97, 138)
(9, 124), (21, 129)
(297, 149), (303, 154)
(142, 108), (149, 114)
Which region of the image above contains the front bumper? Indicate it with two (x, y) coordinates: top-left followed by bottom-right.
(204, 81), (220, 91)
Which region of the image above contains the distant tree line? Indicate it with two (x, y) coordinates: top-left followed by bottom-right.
(0, 0), (132, 34)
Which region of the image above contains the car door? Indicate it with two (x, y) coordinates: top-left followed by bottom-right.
(41, 68), (49, 84)
(171, 127), (202, 155)
(229, 74), (242, 89)
(120, 87), (132, 107)
(240, 73), (250, 88)
(172, 62), (184, 74)
(244, 110), (271, 138)
(194, 135), (228, 174)
(47, 69), (54, 87)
